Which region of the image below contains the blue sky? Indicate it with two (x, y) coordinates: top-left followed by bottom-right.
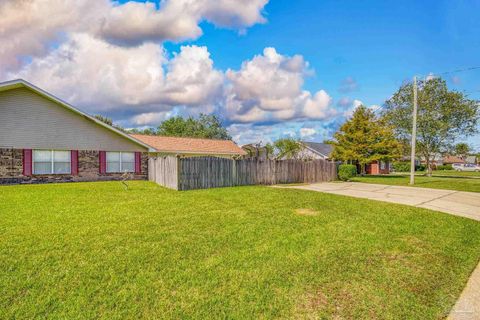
(2, 0), (479, 149)
(138, 0), (480, 148)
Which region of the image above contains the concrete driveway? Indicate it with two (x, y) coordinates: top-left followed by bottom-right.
(285, 182), (480, 221)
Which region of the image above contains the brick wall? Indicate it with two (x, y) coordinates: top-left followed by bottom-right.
(0, 148), (148, 185)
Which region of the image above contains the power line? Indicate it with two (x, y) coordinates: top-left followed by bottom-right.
(435, 66), (480, 76)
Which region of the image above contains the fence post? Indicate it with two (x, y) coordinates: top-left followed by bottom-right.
(176, 155), (181, 190)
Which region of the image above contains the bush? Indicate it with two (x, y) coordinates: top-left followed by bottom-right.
(392, 161), (410, 172)
(393, 161), (428, 172)
(338, 164), (357, 181)
(416, 164), (426, 171)
(435, 164), (453, 171)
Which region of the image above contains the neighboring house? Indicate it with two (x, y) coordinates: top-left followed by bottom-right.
(465, 155), (477, 164)
(416, 153), (444, 167)
(0, 79), (152, 185)
(366, 160), (391, 175)
(443, 155), (465, 165)
(299, 142), (333, 160)
(131, 134), (246, 158)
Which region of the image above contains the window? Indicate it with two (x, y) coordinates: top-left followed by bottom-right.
(380, 161), (386, 170)
(33, 150), (71, 174)
(106, 152), (135, 173)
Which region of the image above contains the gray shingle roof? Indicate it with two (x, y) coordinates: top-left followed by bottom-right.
(302, 142), (333, 157)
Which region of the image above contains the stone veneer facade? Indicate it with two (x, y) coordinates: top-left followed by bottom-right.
(0, 148), (148, 185)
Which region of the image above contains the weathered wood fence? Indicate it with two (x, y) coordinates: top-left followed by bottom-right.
(150, 156), (337, 190)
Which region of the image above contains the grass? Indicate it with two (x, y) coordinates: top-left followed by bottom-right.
(430, 171), (480, 178)
(393, 171), (480, 178)
(352, 174), (480, 192)
(1, 181), (480, 319)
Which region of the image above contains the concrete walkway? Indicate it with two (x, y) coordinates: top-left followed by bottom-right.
(279, 182), (480, 320)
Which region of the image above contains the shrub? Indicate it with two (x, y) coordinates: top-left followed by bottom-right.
(436, 164), (453, 171)
(416, 164), (426, 171)
(338, 164), (357, 181)
(393, 161), (428, 172)
(392, 161), (410, 172)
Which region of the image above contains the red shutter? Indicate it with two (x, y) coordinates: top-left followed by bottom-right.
(99, 151), (106, 174)
(23, 149), (32, 176)
(135, 152), (142, 174)
(71, 150), (79, 175)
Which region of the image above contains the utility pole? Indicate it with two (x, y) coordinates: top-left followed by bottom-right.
(409, 76), (418, 185)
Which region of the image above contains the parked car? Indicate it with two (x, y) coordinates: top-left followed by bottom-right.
(452, 163), (480, 172)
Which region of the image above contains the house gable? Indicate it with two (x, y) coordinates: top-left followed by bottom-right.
(0, 80), (149, 152)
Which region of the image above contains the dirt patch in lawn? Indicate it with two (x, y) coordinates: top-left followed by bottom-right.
(295, 208), (320, 216)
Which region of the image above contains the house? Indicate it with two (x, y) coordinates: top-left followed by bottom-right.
(443, 155), (465, 165)
(299, 142), (333, 160)
(131, 134), (246, 158)
(465, 155), (477, 164)
(366, 160), (391, 174)
(0, 79), (152, 184)
(0, 79), (245, 185)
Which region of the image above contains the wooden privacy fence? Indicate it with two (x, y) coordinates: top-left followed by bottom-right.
(150, 156), (337, 191)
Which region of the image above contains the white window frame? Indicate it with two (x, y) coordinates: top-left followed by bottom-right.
(106, 151), (135, 173)
(32, 150), (71, 175)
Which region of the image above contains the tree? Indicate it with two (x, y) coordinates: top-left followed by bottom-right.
(382, 77), (479, 175)
(94, 114), (126, 132)
(127, 127), (156, 135)
(273, 138), (304, 160)
(454, 143), (471, 159)
(157, 114), (231, 140)
(94, 114), (113, 126)
(330, 105), (400, 174)
(264, 143), (275, 160)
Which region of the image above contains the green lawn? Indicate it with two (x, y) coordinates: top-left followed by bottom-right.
(431, 171), (480, 178)
(393, 171), (480, 178)
(352, 174), (480, 192)
(1, 182), (480, 319)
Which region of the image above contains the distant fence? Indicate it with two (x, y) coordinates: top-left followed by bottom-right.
(150, 156), (337, 191)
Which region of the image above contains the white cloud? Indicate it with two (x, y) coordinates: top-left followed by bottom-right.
(0, 0), (269, 74)
(229, 121), (335, 145)
(299, 127), (316, 138)
(343, 99), (363, 117)
(130, 111), (174, 127)
(225, 47), (336, 123)
(301, 90), (336, 119)
(9, 34), (223, 119)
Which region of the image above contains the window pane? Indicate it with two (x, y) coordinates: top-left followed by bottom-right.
(54, 151), (70, 162)
(121, 152), (135, 162)
(34, 162), (52, 174)
(33, 150), (51, 162)
(106, 162), (120, 173)
(121, 162), (134, 172)
(107, 152), (120, 162)
(54, 162), (71, 174)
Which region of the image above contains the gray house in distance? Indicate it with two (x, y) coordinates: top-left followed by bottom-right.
(0, 79), (152, 184)
(299, 142), (333, 160)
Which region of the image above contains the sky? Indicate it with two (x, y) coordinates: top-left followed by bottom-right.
(1, 0), (479, 149)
